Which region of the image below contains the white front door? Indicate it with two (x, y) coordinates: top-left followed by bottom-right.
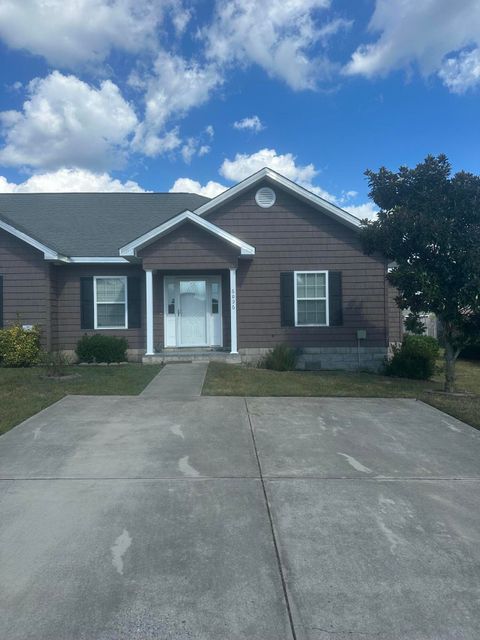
(164, 276), (222, 348)
(179, 280), (207, 346)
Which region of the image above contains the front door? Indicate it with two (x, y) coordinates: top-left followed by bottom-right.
(179, 280), (207, 346)
(164, 276), (222, 348)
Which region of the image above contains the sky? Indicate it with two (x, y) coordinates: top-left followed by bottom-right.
(0, 0), (479, 219)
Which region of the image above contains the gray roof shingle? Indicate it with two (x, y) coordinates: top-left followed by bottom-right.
(0, 192), (210, 257)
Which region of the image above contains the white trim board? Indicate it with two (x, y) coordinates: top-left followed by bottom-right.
(69, 257), (130, 264)
(294, 270), (330, 327)
(194, 167), (362, 231)
(0, 218), (65, 261)
(119, 209), (255, 257)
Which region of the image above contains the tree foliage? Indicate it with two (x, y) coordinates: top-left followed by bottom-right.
(361, 154), (480, 391)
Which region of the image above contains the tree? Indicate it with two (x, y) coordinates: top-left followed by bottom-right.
(361, 154), (480, 392)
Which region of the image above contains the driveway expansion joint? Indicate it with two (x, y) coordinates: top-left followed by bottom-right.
(244, 398), (298, 640)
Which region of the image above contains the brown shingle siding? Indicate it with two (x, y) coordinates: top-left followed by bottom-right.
(207, 184), (389, 349)
(139, 222), (239, 271)
(0, 229), (51, 346)
(53, 265), (145, 350)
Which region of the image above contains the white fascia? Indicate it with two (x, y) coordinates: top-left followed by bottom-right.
(0, 218), (66, 261)
(194, 167), (362, 231)
(119, 209), (255, 257)
(69, 257), (130, 264)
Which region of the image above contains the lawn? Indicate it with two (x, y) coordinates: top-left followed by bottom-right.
(203, 359), (480, 430)
(0, 364), (161, 436)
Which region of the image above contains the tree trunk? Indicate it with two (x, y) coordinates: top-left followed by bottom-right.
(444, 341), (458, 393)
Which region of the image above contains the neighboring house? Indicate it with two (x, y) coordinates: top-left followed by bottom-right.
(0, 168), (402, 370)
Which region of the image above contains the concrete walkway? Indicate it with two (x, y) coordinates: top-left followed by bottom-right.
(140, 362), (208, 399)
(1, 370), (480, 639)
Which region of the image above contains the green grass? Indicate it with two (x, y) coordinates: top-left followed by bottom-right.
(0, 364), (161, 436)
(203, 359), (480, 430)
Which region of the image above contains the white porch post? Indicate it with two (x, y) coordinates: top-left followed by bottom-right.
(230, 267), (238, 354)
(145, 269), (154, 355)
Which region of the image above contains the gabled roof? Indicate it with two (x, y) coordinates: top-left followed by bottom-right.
(119, 210), (255, 257)
(0, 217), (64, 261)
(194, 167), (362, 230)
(0, 192), (209, 258)
(0, 168), (361, 262)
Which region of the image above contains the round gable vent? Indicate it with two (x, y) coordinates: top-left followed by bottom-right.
(255, 187), (276, 208)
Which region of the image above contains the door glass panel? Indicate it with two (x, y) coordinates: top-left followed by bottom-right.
(167, 282), (175, 314)
(179, 280), (207, 346)
(211, 281), (219, 314)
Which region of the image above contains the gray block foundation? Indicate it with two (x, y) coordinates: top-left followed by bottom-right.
(239, 346), (388, 371)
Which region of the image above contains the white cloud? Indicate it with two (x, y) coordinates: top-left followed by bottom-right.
(0, 71), (138, 171)
(345, 0), (480, 92)
(133, 51), (222, 157)
(181, 138), (197, 164)
(170, 177), (227, 198)
(198, 145), (211, 157)
(203, 0), (350, 90)
(220, 148), (317, 183)
(439, 48), (480, 93)
(0, 0), (186, 68)
(233, 115), (264, 132)
(0, 168), (146, 193)
(344, 202), (378, 221)
(170, 149), (371, 214)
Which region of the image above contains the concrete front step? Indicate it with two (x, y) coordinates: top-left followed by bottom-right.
(143, 350), (241, 365)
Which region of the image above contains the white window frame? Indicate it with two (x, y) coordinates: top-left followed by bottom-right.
(93, 276), (128, 330)
(294, 270), (329, 327)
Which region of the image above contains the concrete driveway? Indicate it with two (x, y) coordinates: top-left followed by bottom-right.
(1, 364), (480, 640)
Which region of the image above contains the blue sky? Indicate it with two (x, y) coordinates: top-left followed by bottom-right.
(0, 0), (479, 218)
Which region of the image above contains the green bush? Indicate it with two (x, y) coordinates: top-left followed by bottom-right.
(258, 344), (297, 371)
(386, 334), (440, 380)
(76, 334), (128, 363)
(0, 324), (41, 367)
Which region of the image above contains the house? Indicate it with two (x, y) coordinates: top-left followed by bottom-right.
(0, 168), (402, 370)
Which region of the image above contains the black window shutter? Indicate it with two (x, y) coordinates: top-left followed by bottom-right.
(80, 277), (94, 330)
(280, 272), (295, 327)
(128, 276), (141, 329)
(0, 276), (3, 328)
(328, 271), (343, 326)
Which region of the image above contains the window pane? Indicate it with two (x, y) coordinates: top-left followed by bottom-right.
(314, 273), (326, 298)
(97, 303), (125, 328)
(296, 272), (326, 299)
(296, 273), (306, 298)
(297, 299), (326, 325)
(212, 299), (219, 314)
(96, 278), (125, 303)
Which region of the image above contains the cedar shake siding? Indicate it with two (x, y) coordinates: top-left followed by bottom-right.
(206, 183), (391, 349)
(0, 229), (51, 346)
(138, 221), (240, 270)
(53, 265), (145, 351)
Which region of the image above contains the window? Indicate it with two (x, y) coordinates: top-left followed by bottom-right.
(294, 271), (328, 326)
(94, 276), (128, 329)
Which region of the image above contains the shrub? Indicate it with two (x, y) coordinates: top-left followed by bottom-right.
(76, 334), (128, 363)
(258, 344), (297, 371)
(40, 350), (71, 377)
(386, 334), (440, 380)
(0, 324), (41, 367)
